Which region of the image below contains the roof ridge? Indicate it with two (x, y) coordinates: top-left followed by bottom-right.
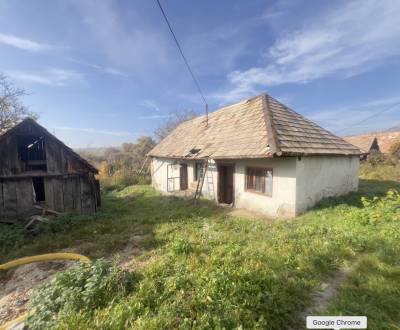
(262, 93), (281, 156)
(0, 118), (98, 173)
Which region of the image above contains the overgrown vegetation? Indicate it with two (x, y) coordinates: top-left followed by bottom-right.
(26, 259), (137, 330)
(81, 137), (156, 191)
(1, 173), (399, 329)
(79, 109), (196, 191)
(360, 150), (400, 181)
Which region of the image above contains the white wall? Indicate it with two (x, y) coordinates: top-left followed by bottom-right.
(151, 158), (172, 192)
(151, 155), (359, 218)
(151, 158), (218, 201)
(295, 155), (359, 214)
(234, 158), (297, 217)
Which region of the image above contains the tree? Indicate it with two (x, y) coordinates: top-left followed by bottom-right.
(0, 74), (37, 132)
(154, 109), (197, 141)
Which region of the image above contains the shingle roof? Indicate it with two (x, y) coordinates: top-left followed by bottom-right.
(342, 135), (378, 154)
(149, 93), (362, 159)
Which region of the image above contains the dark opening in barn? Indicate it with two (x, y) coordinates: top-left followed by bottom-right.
(17, 135), (47, 171)
(32, 177), (46, 202)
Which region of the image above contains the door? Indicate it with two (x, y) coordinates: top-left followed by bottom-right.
(218, 165), (234, 204)
(180, 164), (188, 190)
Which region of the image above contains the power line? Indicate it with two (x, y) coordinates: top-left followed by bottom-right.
(155, 0), (208, 107)
(336, 101), (400, 134)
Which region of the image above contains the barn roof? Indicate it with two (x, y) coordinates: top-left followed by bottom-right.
(0, 118), (98, 173)
(342, 135), (378, 154)
(343, 131), (400, 154)
(149, 93), (362, 159)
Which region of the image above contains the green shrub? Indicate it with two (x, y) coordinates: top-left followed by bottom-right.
(100, 170), (151, 192)
(0, 224), (25, 257)
(26, 259), (137, 330)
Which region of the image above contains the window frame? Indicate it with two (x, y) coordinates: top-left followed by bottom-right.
(244, 166), (273, 197)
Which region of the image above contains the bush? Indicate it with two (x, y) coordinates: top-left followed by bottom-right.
(26, 259), (137, 330)
(100, 169), (151, 192)
(0, 224), (25, 257)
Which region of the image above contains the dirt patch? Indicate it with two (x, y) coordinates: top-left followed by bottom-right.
(115, 234), (153, 270)
(227, 208), (274, 222)
(0, 260), (74, 325)
(300, 260), (360, 323)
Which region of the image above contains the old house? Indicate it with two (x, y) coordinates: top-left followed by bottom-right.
(343, 135), (380, 159)
(0, 118), (100, 223)
(149, 93), (362, 217)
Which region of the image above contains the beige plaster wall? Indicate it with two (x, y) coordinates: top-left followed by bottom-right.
(295, 155), (359, 214)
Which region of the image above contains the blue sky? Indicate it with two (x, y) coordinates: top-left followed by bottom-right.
(1, 0), (399, 148)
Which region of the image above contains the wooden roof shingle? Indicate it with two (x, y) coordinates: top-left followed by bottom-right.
(149, 93), (362, 159)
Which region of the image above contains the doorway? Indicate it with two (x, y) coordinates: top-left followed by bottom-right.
(180, 164), (188, 190)
(32, 177), (45, 202)
(218, 165), (234, 204)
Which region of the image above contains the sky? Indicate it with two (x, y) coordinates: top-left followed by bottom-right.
(0, 0), (399, 148)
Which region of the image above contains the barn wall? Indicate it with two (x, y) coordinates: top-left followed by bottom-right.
(295, 155), (360, 215)
(0, 120), (100, 222)
(0, 174), (98, 222)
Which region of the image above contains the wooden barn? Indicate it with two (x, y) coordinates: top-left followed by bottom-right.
(0, 118), (100, 223)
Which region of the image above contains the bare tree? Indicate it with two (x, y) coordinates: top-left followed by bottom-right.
(154, 109), (197, 141)
(0, 74), (37, 132)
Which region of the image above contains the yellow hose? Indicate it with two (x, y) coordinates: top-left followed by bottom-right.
(0, 253), (90, 271)
(0, 253), (90, 330)
(0, 313), (28, 330)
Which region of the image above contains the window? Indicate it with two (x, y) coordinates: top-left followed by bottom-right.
(17, 135), (47, 172)
(245, 167), (273, 196)
(32, 177), (45, 202)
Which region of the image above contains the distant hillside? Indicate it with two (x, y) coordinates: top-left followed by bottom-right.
(343, 130), (400, 154)
(75, 147), (121, 156)
(386, 124), (400, 132)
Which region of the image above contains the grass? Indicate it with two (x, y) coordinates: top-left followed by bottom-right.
(360, 162), (400, 181)
(1, 177), (400, 329)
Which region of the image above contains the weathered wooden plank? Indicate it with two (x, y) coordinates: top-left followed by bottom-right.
(63, 177), (75, 213)
(16, 179), (34, 219)
(74, 177), (82, 213)
(0, 181), (4, 220)
(3, 181), (17, 221)
(80, 176), (93, 215)
(52, 178), (64, 212)
(44, 178), (54, 210)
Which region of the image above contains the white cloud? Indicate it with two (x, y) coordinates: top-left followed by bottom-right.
(139, 99), (160, 112)
(219, 0), (400, 103)
(56, 126), (137, 137)
(65, 57), (127, 77)
(137, 114), (169, 120)
(8, 68), (83, 86)
(0, 32), (51, 52)
(74, 0), (168, 71)
(308, 95), (400, 135)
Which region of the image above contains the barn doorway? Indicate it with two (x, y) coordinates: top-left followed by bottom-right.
(218, 165), (234, 204)
(32, 177), (45, 202)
